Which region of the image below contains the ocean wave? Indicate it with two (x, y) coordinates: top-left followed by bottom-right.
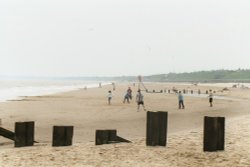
(0, 79), (111, 102)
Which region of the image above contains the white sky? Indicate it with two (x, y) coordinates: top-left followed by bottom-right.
(1, 0), (250, 77)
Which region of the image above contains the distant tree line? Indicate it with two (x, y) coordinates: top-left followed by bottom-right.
(64, 69), (250, 83)
(142, 69), (250, 83)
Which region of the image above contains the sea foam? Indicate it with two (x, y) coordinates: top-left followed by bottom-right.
(0, 79), (110, 102)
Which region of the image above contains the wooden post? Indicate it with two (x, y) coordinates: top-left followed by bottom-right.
(168, 90), (170, 93)
(158, 111), (168, 146)
(116, 136), (131, 143)
(191, 90), (193, 94)
(15, 122), (34, 147)
(146, 111), (168, 146)
(146, 112), (159, 146)
(217, 117), (225, 150)
(52, 126), (74, 147)
(95, 129), (117, 145)
(0, 127), (15, 141)
(95, 130), (131, 145)
(203, 116), (225, 151)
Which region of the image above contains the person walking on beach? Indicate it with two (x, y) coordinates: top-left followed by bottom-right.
(136, 89), (146, 112)
(127, 87), (132, 100)
(208, 89), (213, 107)
(123, 87), (132, 103)
(112, 82), (116, 91)
(107, 90), (113, 105)
(178, 91), (185, 109)
(123, 92), (130, 103)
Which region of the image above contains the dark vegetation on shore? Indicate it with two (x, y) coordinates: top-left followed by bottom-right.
(71, 69), (250, 83)
(143, 69), (250, 83)
(4, 69), (249, 83)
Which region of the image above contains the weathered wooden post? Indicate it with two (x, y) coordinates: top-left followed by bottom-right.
(168, 90), (170, 93)
(158, 112), (168, 146)
(52, 126), (74, 146)
(96, 129), (117, 145)
(191, 90), (193, 94)
(183, 89), (186, 94)
(146, 111), (168, 146)
(206, 90), (209, 94)
(203, 116), (225, 151)
(0, 127), (15, 141)
(15, 121), (34, 147)
(95, 129), (131, 145)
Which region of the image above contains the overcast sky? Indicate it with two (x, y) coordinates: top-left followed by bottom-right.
(1, 0), (250, 77)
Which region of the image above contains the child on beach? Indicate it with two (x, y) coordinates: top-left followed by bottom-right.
(208, 90), (213, 107)
(107, 90), (113, 105)
(136, 89), (146, 112)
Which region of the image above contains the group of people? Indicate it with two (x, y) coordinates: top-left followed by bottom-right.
(108, 86), (214, 111)
(178, 89), (214, 109)
(107, 87), (146, 112)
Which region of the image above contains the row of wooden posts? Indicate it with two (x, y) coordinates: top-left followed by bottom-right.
(0, 111), (224, 152)
(0, 123), (74, 147)
(148, 89), (214, 94)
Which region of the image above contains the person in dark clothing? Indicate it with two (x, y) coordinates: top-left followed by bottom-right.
(123, 93), (130, 103)
(127, 87), (132, 100)
(208, 90), (213, 107)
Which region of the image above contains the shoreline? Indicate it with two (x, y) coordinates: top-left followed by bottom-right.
(0, 80), (112, 103)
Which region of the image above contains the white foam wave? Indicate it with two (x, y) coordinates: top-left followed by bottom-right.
(0, 80), (111, 102)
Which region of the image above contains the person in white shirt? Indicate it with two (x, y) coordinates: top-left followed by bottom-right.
(107, 90), (113, 105)
(136, 89), (146, 112)
(178, 91), (185, 109)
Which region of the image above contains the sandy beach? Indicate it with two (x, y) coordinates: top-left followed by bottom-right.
(0, 82), (250, 167)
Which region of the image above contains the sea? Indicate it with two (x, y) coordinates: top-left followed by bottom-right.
(0, 78), (111, 102)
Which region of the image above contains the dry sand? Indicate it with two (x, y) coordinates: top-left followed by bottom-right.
(0, 82), (250, 167)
